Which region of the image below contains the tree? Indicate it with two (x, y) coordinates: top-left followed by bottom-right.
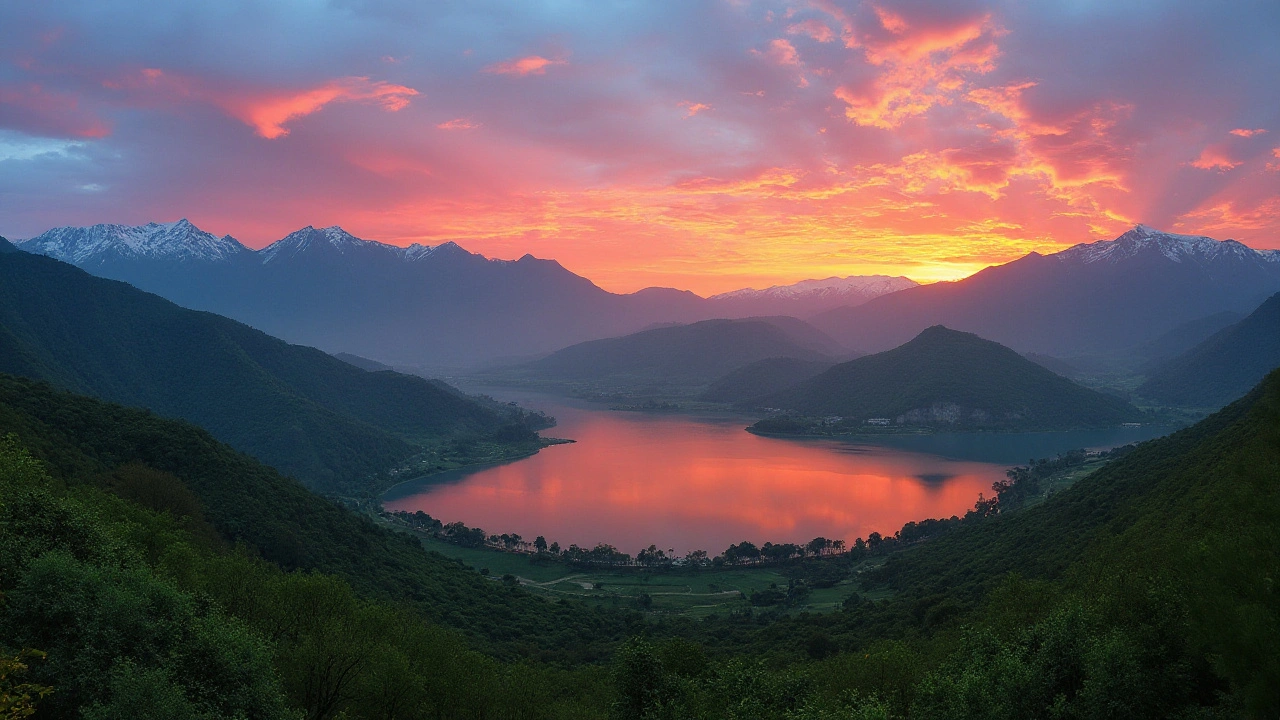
(0, 650), (51, 720)
(534, 536), (548, 553)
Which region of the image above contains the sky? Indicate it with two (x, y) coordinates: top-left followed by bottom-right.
(1, 0), (1278, 295)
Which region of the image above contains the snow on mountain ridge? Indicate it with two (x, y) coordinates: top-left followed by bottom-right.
(1055, 224), (1280, 265)
(20, 220), (475, 267)
(710, 275), (918, 301)
(20, 219), (247, 264)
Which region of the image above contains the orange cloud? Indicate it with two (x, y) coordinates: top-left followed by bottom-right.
(872, 5), (909, 35)
(787, 19), (834, 43)
(678, 101), (711, 118)
(101, 68), (419, 139)
(834, 14), (1002, 129)
(437, 118), (481, 130)
(483, 55), (567, 76)
(1179, 196), (1280, 232)
(1229, 128), (1266, 137)
(1190, 146), (1242, 171)
(226, 77), (418, 139)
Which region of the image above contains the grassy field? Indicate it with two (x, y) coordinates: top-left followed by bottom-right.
(408, 534), (881, 617)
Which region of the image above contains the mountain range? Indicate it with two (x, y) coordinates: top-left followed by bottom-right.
(0, 245), (535, 492)
(808, 225), (1280, 357)
(17, 220), (1280, 370)
(17, 221), (909, 367)
(752, 326), (1142, 431)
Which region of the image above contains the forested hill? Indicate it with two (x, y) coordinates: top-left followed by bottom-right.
(0, 250), (528, 492)
(755, 325), (1141, 430)
(700, 357), (834, 404)
(1138, 291), (1280, 408)
(0, 373), (633, 662)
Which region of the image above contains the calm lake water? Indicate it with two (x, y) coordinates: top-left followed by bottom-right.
(382, 389), (1177, 556)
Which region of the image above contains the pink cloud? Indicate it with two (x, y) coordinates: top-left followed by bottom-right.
(787, 19), (834, 43)
(226, 77), (418, 139)
(483, 55), (567, 76)
(765, 38), (802, 66)
(437, 118), (481, 130)
(100, 68), (419, 140)
(1190, 146), (1242, 171)
(1229, 128), (1266, 137)
(0, 82), (110, 138)
(873, 5), (909, 34)
(833, 12), (1003, 129)
(679, 101), (711, 118)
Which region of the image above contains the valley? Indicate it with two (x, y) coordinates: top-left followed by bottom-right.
(1, 223), (1278, 718)
(3, 5), (1278, 715)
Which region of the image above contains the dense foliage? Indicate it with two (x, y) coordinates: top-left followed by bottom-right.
(1139, 291), (1280, 408)
(0, 250), (537, 492)
(756, 325), (1142, 430)
(0, 374), (633, 662)
(1, 359), (1277, 717)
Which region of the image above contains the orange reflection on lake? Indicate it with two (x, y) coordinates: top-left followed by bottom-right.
(383, 392), (1003, 555)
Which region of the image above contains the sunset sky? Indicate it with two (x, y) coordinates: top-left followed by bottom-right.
(2, 0), (1278, 294)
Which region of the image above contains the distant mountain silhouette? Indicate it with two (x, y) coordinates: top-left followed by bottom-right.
(1133, 311), (1246, 366)
(754, 326), (1142, 431)
(0, 249), (526, 491)
(700, 357), (835, 404)
(708, 275), (917, 317)
(1138, 292), (1280, 408)
(333, 352), (396, 372)
(18, 221), (908, 367)
(809, 226), (1280, 357)
(492, 317), (841, 394)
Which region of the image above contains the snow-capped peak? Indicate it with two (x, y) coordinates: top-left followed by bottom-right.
(1055, 225), (1280, 265)
(401, 240), (474, 261)
(710, 275), (918, 301)
(20, 219), (247, 264)
(258, 225), (401, 263)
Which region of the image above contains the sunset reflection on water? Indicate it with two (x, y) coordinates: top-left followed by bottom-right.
(383, 393), (1009, 555)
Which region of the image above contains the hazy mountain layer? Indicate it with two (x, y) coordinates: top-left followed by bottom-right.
(492, 317), (841, 394)
(1138, 292), (1280, 408)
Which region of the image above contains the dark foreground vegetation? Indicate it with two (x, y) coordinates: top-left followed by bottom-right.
(2, 367), (1279, 717)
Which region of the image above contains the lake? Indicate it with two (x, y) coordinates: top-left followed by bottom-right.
(382, 389), (1177, 556)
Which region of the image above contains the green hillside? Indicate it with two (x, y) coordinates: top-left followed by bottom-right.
(1, 363), (1278, 717)
(700, 357), (833, 404)
(755, 325), (1142, 431)
(0, 373), (631, 663)
(0, 250), (532, 492)
(1139, 291), (1280, 408)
